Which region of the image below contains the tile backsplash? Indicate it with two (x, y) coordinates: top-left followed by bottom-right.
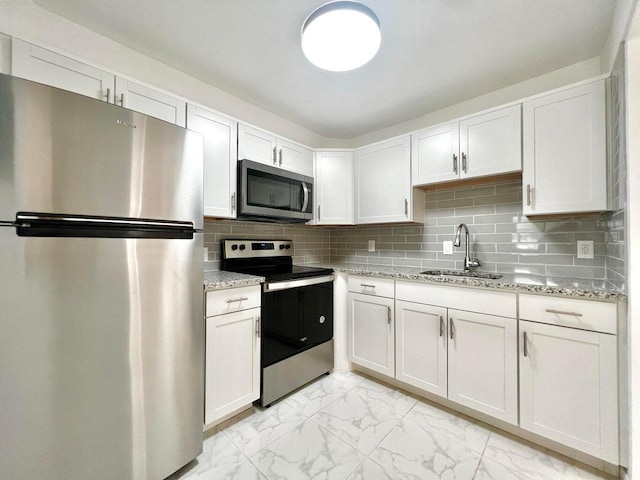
(330, 181), (610, 279)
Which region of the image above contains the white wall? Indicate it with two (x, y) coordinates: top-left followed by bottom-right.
(626, 6), (640, 478)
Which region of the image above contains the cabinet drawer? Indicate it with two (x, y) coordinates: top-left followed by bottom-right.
(396, 281), (516, 318)
(206, 285), (261, 317)
(519, 294), (616, 334)
(347, 275), (395, 297)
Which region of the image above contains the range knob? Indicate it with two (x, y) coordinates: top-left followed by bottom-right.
(239, 244), (246, 251)
(231, 244), (238, 251)
(279, 244), (285, 250)
(285, 244), (291, 249)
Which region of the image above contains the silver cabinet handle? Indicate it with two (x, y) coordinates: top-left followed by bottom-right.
(105, 88), (110, 103)
(231, 192), (236, 212)
(256, 316), (261, 338)
(453, 153), (458, 174)
(226, 297), (248, 304)
(545, 309), (583, 317)
(272, 146), (277, 165)
(279, 148), (283, 166)
(439, 316), (444, 337)
(317, 205), (321, 220)
(119, 93), (124, 106)
(526, 184), (532, 206)
(360, 283), (376, 289)
(404, 198), (408, 216)
(387, 306), (391, 325)
(523, 331), (528, 357)
(449, 318), (454, 340)
(462, 152), (467, 173)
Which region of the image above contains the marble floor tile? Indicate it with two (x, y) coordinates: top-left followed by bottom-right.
(167, 428), (247, 480)
(312, 383), (416, 454)
(370, 419), (482, 480)
(284, 374), (351, 417)
(251, 418), (365, 480)
(346, 459), (395, 480)
(483, 430), (615, 480)
(216, 460), (267, 480)
(405, 400), (492, 454)
(219, 401), (307, 458)
(331, 370), (368, 390)
(473, 457), (536, 480)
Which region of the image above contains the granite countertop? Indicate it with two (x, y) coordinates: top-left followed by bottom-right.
(315, 263), (627, 301)
(204, 270), (264, 292)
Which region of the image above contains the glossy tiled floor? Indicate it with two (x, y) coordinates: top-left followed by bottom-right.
(168, 371), (616, 480)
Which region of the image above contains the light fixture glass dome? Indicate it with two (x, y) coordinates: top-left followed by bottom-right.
(301, 1), (381, 72)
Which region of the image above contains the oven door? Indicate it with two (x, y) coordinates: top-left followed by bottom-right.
(261, 275), (333, 367)
(238, 159), (313, 222)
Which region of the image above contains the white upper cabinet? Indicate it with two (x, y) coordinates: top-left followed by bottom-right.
(522, 80), (607, 215)
(11, 38), (114, 101)
(412, 105), (521, 186)
(186, 104), (238, 218)
(11, 39), (187, 127)
(314, 151), (354, 225)
(237, 124), (313, 176)
(115, 77), (186, 127)
(355, 136), (424, 224)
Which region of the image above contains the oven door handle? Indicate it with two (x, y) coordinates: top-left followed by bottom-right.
(263, 274), (334, 292)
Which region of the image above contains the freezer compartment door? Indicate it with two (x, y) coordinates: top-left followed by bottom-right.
(0, 231), (204, 480)
(0, 73), (203, 228)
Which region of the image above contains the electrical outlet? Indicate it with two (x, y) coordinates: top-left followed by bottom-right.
(577, 240), (594, 259)
(368, 240), (375, 252)
(443, 240), (453, 255)
(203, 247), (209, 262)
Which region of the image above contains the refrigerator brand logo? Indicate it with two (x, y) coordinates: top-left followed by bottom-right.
(116, 120), (137, 128)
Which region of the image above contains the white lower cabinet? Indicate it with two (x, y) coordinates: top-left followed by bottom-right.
(519, 294), (619, 464)
(204, 286), (260, 427)
(395, 300), (447, 397)
(447, 308), (518, 424)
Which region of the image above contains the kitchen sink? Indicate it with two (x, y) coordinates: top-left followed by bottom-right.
(420, 269), (503, 280)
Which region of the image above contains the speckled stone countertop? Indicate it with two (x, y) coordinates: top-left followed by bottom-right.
(203, 270), (264, 292)
(315, 263), (627, 301)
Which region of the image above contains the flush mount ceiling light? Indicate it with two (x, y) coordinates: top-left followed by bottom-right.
(301, 1), (381, 72)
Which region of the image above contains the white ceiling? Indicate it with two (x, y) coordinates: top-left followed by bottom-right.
(33, 0), (617, 139)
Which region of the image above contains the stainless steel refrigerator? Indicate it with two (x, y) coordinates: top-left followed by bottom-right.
(0, 73), (204, 480)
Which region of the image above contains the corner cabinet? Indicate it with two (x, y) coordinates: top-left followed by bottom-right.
(522, 80), (607, 215)
(519, 294), (618, 464)
(412, 105), (521, 186)
(237, 124), (313, 176)
(204, 286), (261, 427)
(355, 136), (424, 224)
(186, 105), (238, 218)
(11, 39), (186, 126)
(313, 151), (354, 225)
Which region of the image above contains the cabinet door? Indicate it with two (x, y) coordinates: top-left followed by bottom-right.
(395, 300), (447, 397)
(114, 77), (186, 126)
(205, 308), (260, 425)
(411, 122), (459, 185)
(520, 320), (618, 463)
(314, 151), (354, 225)
(459, 105), (521, 179)
(447, 309), (517, 424)
(277, 139), (313, 176)
(187, 105), (237, 218)
(237, 124), (278, 167)
(523, 81), (607, 215)
(355, 136), (412, 224)
(348, 293), (394, 376)
(11, 38), (114, 101)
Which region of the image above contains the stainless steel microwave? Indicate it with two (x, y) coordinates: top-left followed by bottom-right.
(237, 159), (314, 223)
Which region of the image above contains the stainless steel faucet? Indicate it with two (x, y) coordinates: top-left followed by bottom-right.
(454, 223), (481, 271)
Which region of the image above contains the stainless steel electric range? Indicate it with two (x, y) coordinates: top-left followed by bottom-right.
(221, 239), (334, 407)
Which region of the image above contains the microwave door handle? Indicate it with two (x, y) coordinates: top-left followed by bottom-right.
(301, 182), (309, 212)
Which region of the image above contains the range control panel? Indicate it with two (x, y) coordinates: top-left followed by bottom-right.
(222, 239), (293, 259)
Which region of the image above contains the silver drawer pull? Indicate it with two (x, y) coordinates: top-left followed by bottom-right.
(440, 316), (444, 337)
(523, 331), (528, 357)
(545, 309), (583, 317)
(227, 297), (249, 304)
(360, 283), (376, 288)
